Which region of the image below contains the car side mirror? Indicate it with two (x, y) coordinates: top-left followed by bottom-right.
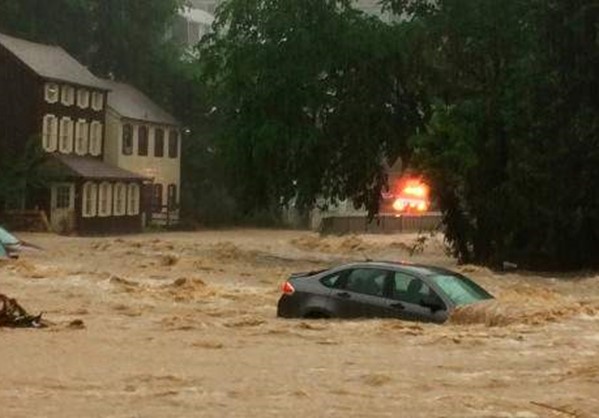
(419, 295), (445, 312)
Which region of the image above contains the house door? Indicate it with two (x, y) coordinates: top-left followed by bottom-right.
(142, 182), (154, 227)
(51, 183), (75, 233)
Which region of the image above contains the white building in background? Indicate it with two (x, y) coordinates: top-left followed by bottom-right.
(171, 0), (392, 48)
(172, 5), (215, 48)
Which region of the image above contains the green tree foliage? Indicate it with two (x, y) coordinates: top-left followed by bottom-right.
(199, 0), (427, 215)
(0, 0), (184, 100)
(389, 0), (599, 269)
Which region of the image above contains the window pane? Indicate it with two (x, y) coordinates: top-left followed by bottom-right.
(154, 129), (164, 157)
(61, 85), (74, 106)
(168, 130), (178, 158)
(75, 120), (89, 155)
(43, 115), (58, 151)
(138, 126), (148, 156)
(392, 273), (431, 304)
(92, 92), (104, 110)
(345, 268), (386, 297)
(153, 183), (163, 211)
(99, 182), (112, 216)
(114, 183), (126, 216)
(83, 182), (97, 217)
(90, 122), (103, 156)
(430, 274), (493, 306)
(320, 273), (341, 288)
(167, 184), (177, 208)
(127, 183), (140, 215)
(59, 118), (73, 153)
(56, 186), (71, 209)
(45, 83), (59, 103)
(77, 89), (89, 108)
(122, 124), (133, 155)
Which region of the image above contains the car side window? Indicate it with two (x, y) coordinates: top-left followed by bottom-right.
(344, 268), (387, 297)
(320, 273), (342, 288)
(392, 272), (435, 305)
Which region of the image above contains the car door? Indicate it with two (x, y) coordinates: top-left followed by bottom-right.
(385, 272), (449, 323)
(326, 268), (393, 318)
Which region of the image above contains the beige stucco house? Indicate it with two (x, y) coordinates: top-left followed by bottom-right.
(102, 80), (181, 226)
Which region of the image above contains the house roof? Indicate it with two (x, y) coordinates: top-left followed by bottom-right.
(48, 154), (148, 181)
(102, 79), (179, 126)
(0, 32), (107, 89)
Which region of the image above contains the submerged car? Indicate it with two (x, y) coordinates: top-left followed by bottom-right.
(0, 226), (28, 258)
(277, 261), (493, 323)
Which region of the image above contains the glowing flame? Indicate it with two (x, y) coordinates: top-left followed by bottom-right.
(389, 177), (431, 213)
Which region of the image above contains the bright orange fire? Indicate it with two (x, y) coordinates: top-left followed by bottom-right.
(391, 178), (430, 213)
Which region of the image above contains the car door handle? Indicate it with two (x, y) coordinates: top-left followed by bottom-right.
(390, 302), (405, 310)
(336, 292), (351, 299)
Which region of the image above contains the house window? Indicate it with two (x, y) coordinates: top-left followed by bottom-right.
(127, 183), (140, 215)
(98, 182), (113, 217)
(44, 83), (59, 104)
(42, 114), (58, 152)
(168, 130), (179, 158)
(152, 183), (163, 212)
(138, 126), (148, 156)
(59, 117), (74, 153)
(154, 128), (164, 157)
(75, 120), (89, 155)
(77, 89), (90, 109)
(167, 184), (177, 208)
(61, 85), (75, 106)
(122, 124), (133, 155)
(91, 92), (104, 111)
(89, 121), (103, 156)
(113, 183), (127, 216)
(56, 185), (71, 209)
(82, 182), (97, 217)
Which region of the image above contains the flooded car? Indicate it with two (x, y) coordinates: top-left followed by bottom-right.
(277, 261), (494, 323)
(0, 226), (28, 258)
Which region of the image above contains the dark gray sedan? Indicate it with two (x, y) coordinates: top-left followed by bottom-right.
(277, 261), (493, 323)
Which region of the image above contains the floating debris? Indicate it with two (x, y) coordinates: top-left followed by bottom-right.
(0, 293), (45, 328)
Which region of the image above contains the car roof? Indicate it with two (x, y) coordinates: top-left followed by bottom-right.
(331, 261), (456, 277)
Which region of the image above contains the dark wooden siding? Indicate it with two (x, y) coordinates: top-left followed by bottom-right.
(0, 44), (40, 156)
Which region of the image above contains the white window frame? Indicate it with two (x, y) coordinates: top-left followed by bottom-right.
(42, 114), (58, 152)
(91, 91), (104, 111)
(59, 117), (74, 154)
(82, 182), (98, 218)
(44, 83), (59, 104)
(98, 182), (113, 217)
(113, 182), (127, 216)
(74, 119), (89, 156)
(77, 89), (90, 109)
(89, 121), (103, 156)
(61, 85), (75, 106)
(127, 183), (140, 216)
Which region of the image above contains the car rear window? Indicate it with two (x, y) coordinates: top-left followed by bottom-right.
(320, 273), (342, 288)
(430, 274), (493, 306)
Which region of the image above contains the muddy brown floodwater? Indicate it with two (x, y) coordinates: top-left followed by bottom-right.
(1, 230), (598, 417)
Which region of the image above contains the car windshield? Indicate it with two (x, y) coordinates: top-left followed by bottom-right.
(430, 273), (493, 306)
(0, 227), (19, 245)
